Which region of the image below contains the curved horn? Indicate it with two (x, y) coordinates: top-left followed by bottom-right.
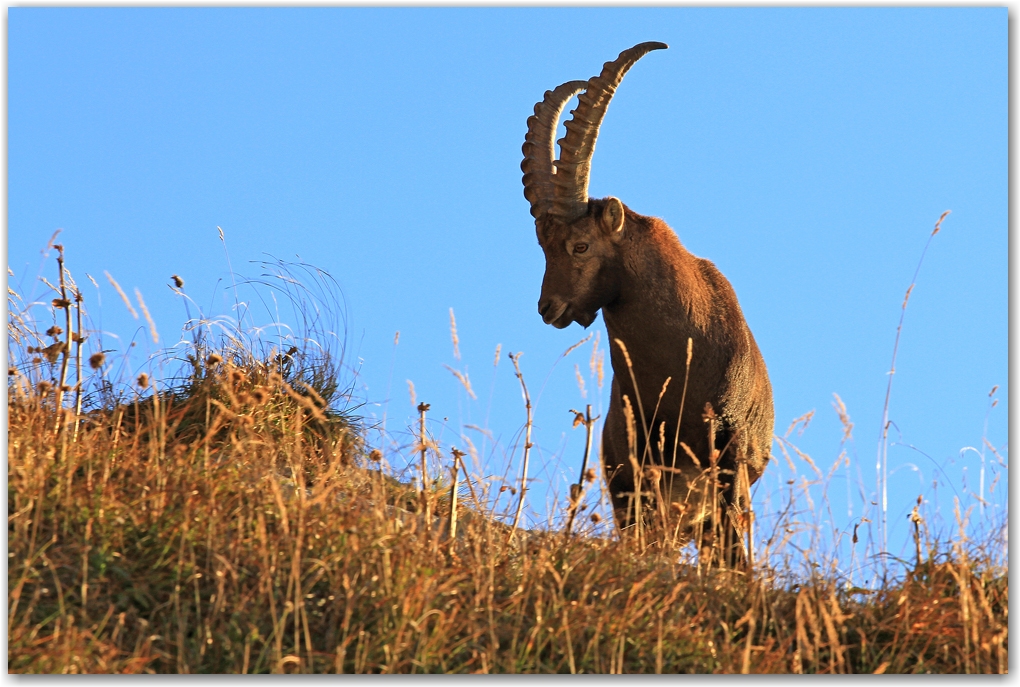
(522, 80), (589, 220)
(549, 41), (668, 222)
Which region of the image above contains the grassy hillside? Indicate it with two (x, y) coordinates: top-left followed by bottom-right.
(7, 247), (1007, 673)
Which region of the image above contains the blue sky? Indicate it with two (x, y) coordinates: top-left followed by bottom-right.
(8, 8), (1007, 569)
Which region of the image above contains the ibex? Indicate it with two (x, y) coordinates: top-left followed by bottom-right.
(522, 42), (774, 566)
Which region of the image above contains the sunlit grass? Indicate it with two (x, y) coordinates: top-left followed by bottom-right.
(7, 244), (1007, 673)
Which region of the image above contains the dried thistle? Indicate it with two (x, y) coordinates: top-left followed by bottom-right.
(584, 468), (597, 483)
(89, 352), (106, 370)
(569, 483), (582, 503)
(40, 342), (66, 364)
(368, 449), (383, 463)
(137, 373), (150, 389)
(172, 274), (184, 288)
(590, 512), (602, 524)
(206, 353), (223, 367)
(46, 325), (63, 339)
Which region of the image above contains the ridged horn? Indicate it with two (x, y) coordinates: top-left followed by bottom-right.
(549, 41), (668, 222)
(522, 80), (589, 220)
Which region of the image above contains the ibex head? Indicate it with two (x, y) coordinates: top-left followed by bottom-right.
(521, 42), (667, 329)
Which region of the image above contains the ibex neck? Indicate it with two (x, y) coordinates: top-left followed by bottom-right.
(601, 224), (710, 351)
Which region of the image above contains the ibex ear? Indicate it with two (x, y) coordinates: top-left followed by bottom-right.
(601, 197), (626, 241)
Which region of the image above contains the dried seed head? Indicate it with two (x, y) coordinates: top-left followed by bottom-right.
(89, 352), (106, 370)
(37, 380), (53, 395)
(670, 502), (688, 515)
(46, 325), (63, 339)
(584, 468), (597, 483)
(229, 369), (244, 385)
(137, 373), (150, 389)
(41, 342), (66, 363)
(7, 367), (15, 376)
(52, 298), (71, 309)
(590, 512), (602, 524)
(206, 353), (223, 367)
(251, 388), (269, 404)
(172, 274), (184, 288)
(368, 449), (383, 462)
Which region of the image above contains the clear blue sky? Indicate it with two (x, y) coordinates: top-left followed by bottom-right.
(8, 8), (1007, 569)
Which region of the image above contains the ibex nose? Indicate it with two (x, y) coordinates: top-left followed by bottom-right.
(538, 299), (552, 320)
(538, 298), (566, 325)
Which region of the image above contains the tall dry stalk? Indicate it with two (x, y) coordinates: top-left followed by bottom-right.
(564, 404), (597, 537)
(52, 245), (74, 436)
(71, 287), (85, 442)
(877, 210), (949, 555)
(668, 338), (693, 511)
(449, 447), (464, 550)
(417, 402), (432, 530)
(507, 352), (532, 542)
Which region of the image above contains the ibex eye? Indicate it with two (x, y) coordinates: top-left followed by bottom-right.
(574, 244), (588, 254)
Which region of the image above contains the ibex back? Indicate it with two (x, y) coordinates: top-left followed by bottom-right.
(522, 42), (774, 567)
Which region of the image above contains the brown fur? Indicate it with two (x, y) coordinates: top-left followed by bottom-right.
(537, 198), (773, 565)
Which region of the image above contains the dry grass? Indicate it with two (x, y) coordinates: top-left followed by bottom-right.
(7, 246), (1007, 673)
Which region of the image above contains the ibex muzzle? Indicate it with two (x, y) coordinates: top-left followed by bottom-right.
(522, 42), (774, 568)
